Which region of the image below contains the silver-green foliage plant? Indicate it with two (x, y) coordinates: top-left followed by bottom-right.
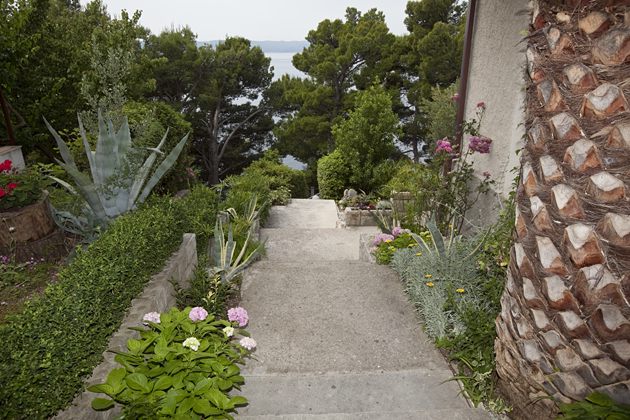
(45, 112), (189, 226)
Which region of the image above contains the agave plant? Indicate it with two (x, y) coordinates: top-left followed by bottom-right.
(44, 112), (188, 226)
(211, 216), (262, 284)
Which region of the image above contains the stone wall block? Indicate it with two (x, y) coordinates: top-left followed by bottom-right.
(563, 63), (598, 91)
(606, 122), (630, 149)
(564, 139), (602, 173)
(551, 112), (584, 142)
(598, 212), (630, 247)
(552, 184), (585, 219)
(578, 11), (611, 36)
(592, 28), (630, 65)
(590, 304), (630, 341)
(580, 83), (629, 118)
(563, 223), (605, 268)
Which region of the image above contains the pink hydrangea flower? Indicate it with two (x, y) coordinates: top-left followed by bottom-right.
(372, 233), (394, 246)
(239, 337), (257, 351)
(142, 312), (161, 325)
(189, 307), (208, 322)
(435, 138), (453, 154)
(391, 227), (411, 237)
(468, 136), (492, 154)
(228, 307), (249, 327)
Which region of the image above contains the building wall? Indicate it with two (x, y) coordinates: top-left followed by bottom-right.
(463, 0), (531, 225)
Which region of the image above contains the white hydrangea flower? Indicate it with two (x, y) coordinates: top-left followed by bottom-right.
(223, 326), (235, 337)
(183, 337), (200, 351)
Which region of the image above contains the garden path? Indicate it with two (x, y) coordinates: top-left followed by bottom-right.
(237, 199), (491, 419)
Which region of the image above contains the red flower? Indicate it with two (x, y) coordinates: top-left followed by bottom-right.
(476, 101), (486, 109)
(7, 182), (18, 191)
(0, 159), (11, 173)
(0, 187), (5, 198)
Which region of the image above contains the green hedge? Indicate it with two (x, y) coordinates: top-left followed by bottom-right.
(317, 149), (351, 199)
(0, 187), (218, 419)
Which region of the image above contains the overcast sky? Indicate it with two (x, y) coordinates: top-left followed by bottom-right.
(91, 0), (410, 41)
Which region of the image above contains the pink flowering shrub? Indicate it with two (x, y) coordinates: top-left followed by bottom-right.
(435, 138), (453, 154)
(227, 307), (249, 327)
(372, 233), (394, 246)
(468, 136), (492, 154)
(189, 306), (208, 322)
(392, 226), (411, 237)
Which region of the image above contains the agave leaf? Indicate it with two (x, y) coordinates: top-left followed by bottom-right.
(49, 175), (78, 195)
(116, 117), (133, 157)
(426, 218), (445, 256)
(410, 232), (433, 255)
(77, 114), (99, 185)
(94, 111), (120, 187)
(137, 132), (189, 203)
(44, 117), (79, 171)
(57, 160), (109, 224)
(127, 128), (169, 208)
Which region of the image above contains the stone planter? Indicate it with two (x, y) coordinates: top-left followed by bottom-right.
(341, 207), (392, 227)
(0, 191), (66, 260)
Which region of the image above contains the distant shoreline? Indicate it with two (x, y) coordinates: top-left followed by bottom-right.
(198, 40), (308, 53)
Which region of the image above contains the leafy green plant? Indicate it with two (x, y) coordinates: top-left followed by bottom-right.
(0, 160), (51, 211)
(0, 191), (219, 419)
(317, 149), (351, 199)
(374, 231), (415, 265)
(558, 392), (630, 420)
(45, 112), (189, 227)
(244, 150), (309, 199)
(89, 306), (250, 418)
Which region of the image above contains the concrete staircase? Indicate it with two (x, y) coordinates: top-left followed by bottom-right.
(237, 199), (490, 419)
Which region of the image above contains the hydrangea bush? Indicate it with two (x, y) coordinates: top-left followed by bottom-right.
(89, 306), (255, 418)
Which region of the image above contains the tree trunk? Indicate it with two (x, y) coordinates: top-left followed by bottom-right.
(0, 87), (16, 145)
(495, 1), (630, 418)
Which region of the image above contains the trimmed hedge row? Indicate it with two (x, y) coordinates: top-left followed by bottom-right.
(0, 186), (219, 419)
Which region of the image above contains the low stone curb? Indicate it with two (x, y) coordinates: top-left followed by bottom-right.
(55, 233), (198, 420)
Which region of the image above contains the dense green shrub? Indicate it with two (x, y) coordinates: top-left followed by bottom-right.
(220, 172), (272, 224)
(317, 149), (351, 199)
(0, 189), (218, 419)
(244, 150), (309, 199)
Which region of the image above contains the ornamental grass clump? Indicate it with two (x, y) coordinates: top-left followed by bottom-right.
(89, 306), (255, 418)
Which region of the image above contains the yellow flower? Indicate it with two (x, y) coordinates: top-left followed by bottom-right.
(415, 252), (423, 256)
(388, 246), (396, 251)
(456, 288), (465, 293)
(384, 239), (393, 243)
(408, 243), (415, 248)
(425, 282), (434, 287)
(424, 274), (432, 279)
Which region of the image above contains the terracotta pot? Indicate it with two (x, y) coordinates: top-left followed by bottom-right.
(0, 191), (56, 247)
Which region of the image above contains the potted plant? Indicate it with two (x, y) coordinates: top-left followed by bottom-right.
(0, 159), (56, 255)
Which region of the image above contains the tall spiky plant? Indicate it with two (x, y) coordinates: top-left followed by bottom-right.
(45, 111), (189, 227)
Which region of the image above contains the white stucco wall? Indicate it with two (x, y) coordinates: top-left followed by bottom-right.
(463, 0), (531, 225)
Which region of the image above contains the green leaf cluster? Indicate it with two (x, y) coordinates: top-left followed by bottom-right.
(89, 306), (248, 419)
(559, 392), (630, 420)
(0, 187), (219, 419)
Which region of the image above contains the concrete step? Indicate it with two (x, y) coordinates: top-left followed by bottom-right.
(265, 199), (339, 229)
(238, 409), (491, 419)
(241, 261), (446, 375)
(234, 370), (490, 418)
(260, 228), (377, 261)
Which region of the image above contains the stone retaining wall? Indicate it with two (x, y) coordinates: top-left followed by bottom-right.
(55, 233), (198, 419)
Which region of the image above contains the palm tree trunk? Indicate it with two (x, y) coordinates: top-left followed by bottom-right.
(495, 1), (630, 418)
